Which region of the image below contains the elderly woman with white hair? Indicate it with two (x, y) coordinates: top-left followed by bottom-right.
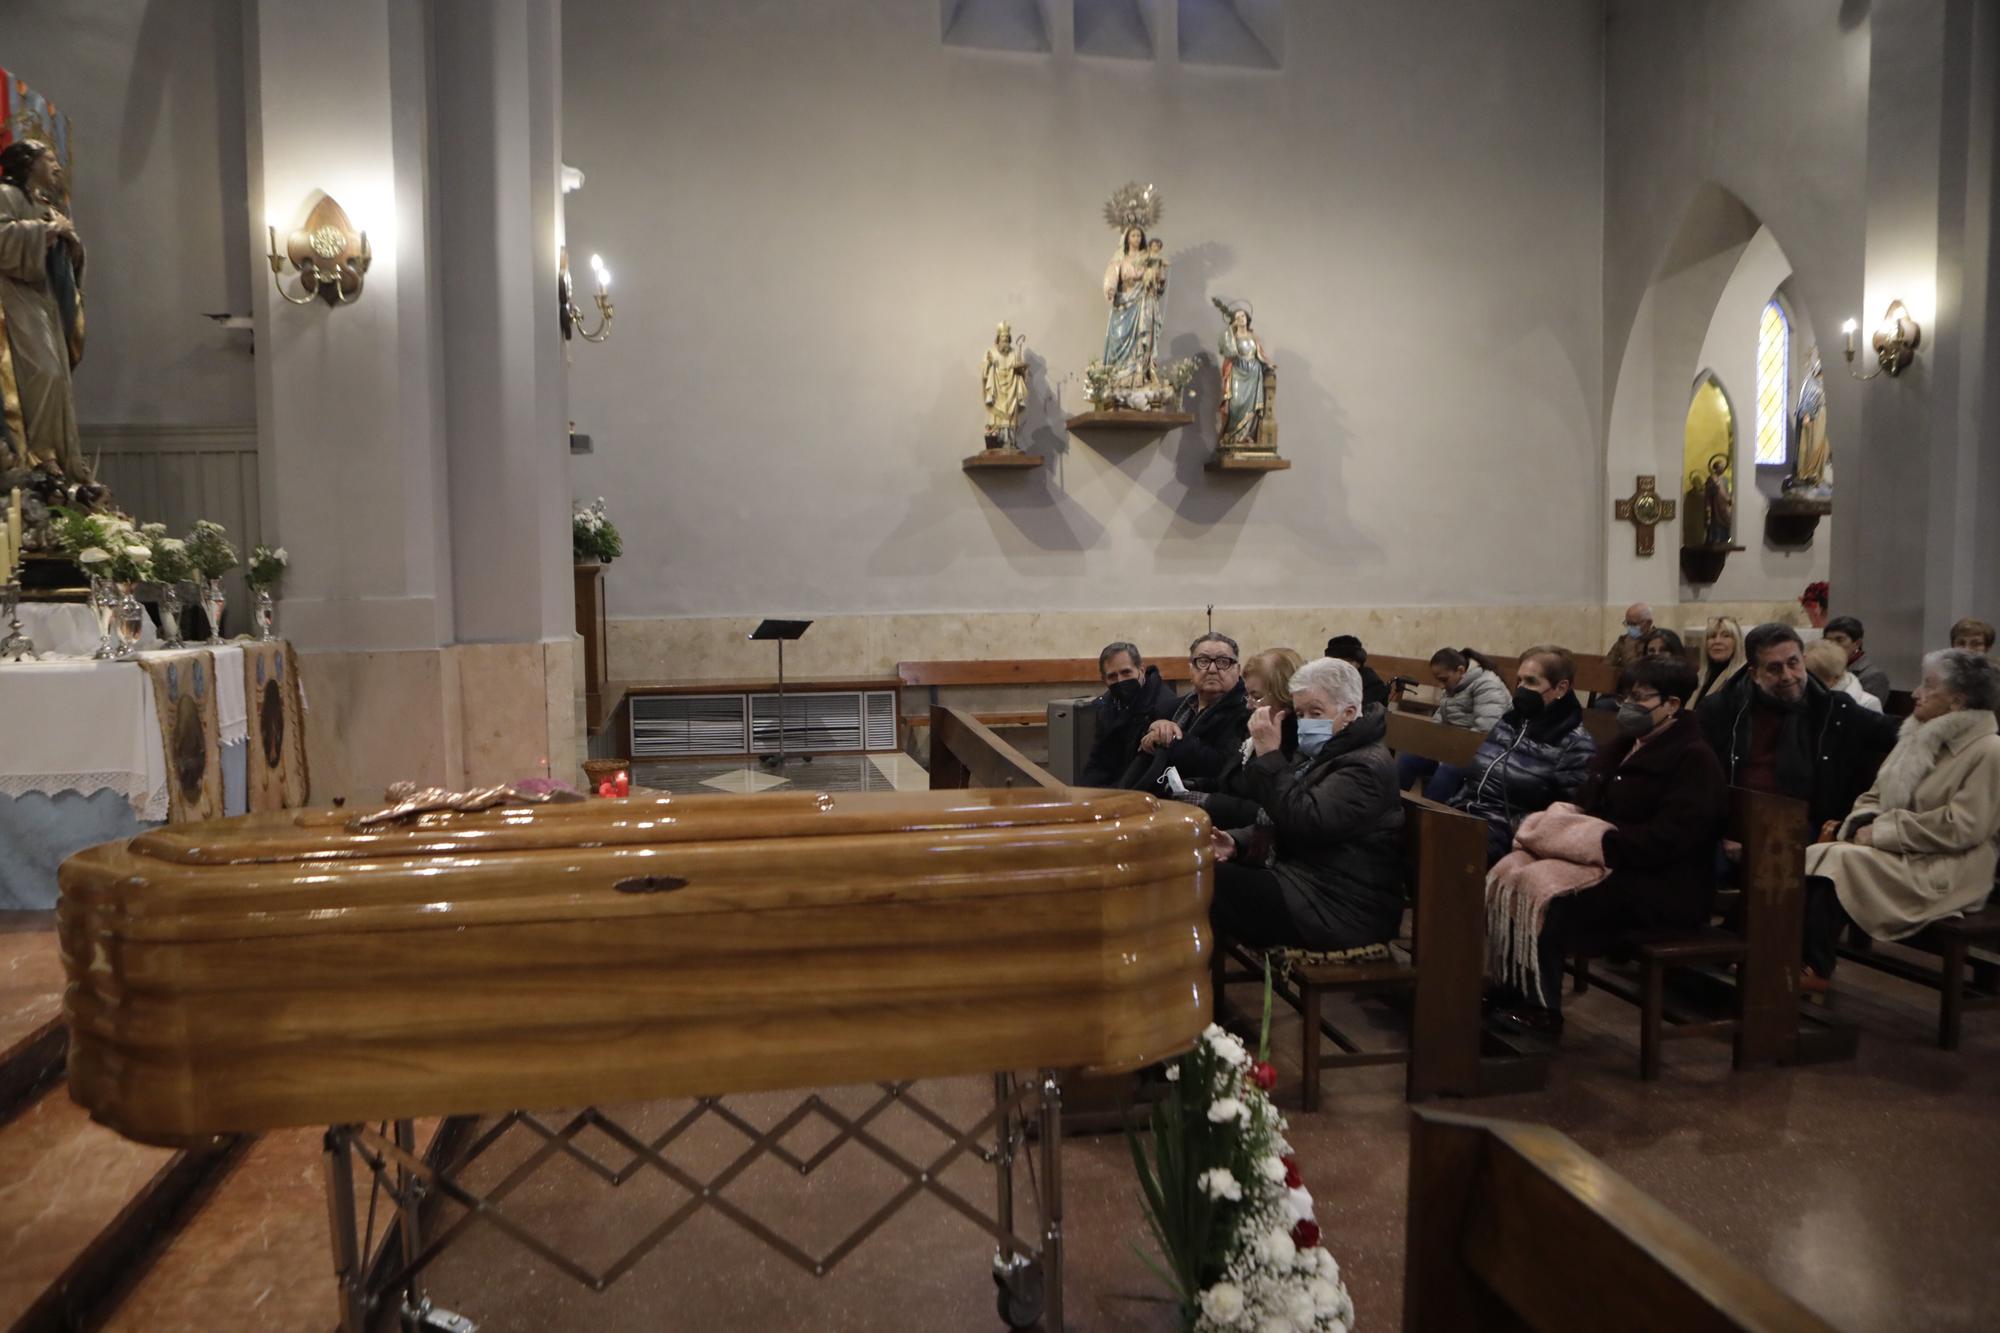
(1208, 656), (1406, 953)
(1801, 648), (2000, 983)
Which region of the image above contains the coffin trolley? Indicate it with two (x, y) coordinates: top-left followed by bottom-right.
(59, 784), (1213, 1331)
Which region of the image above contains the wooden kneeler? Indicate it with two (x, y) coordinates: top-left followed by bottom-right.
(1218, 793), (1488, 1108)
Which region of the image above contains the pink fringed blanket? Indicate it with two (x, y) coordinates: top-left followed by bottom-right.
(1485, 804), (1616, 997)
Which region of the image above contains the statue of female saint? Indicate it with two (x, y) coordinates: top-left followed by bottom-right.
(1214, 300), (1275, 450)
(1101, 225), (1161, 390)
(0, 139), (89, 480)
(1789, 348), (1832, 495)
(981, 322), (1028, 448)
(1702, 454), (1734, 545)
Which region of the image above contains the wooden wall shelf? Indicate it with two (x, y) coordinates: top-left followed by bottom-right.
(962, 449), (1043, 471)
(1207, 453), (1291, 473)
(1064, 409), (1195, 432)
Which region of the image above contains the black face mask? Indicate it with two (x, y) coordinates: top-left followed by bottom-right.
(1512, 686), (1547, 719)
(1108, 678), (1144, 709)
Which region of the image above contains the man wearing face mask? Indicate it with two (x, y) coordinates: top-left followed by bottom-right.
(1207, 657), (1406, 953)
(1079, 642), (1179, 787)
(1490, 656), (1727, 1038)
(1449, 646), (1599, 864)
(1606, 603), (1654, 675)
(1695, 623), (1898, 837)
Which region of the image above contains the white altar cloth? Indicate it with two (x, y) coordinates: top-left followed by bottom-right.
(13, 603), (162, 657)
(0, 644), (248, 822)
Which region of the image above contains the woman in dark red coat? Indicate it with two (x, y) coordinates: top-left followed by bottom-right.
(1493, 654), (1728, 1037)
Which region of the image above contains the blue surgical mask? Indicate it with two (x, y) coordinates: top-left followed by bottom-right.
(1625, 624), (1644, 639)
(1296, 718), (1337, 757)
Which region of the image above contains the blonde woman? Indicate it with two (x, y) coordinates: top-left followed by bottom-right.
(1688, 616), (1746, 708)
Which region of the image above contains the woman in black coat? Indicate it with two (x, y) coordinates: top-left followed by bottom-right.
(1495, 655), (1727, 1036)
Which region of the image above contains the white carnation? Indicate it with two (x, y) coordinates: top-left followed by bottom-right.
(1198, 1168), (1242, 1202)
(158, 537), (185, 552)
(123, 545), (150, 560)
(272, 547), (288, 563)
(1316, 1249), (1341, 1284)
(1283, 1285), (1317, 1325)
(1164, 1064), (1181, 1082)
(1198, 1281), (1245, 1324)
(1287, 1186), (1315, 1221)
(1257, 1155), (1287, 1184)
(1310, 1278), (1343, 1316)
(1255, 1318), (1292, 1333)
(1260, 1227), (1296, 1269)
(78, 547), (109, 564)
(1207, 1096), (1244, 1125)
(1202, 1023), (1249, 1068)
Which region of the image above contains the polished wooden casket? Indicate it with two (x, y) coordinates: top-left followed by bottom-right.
(59, 787), (1213, 1144)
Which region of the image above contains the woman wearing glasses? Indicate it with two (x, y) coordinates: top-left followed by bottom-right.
(1118, 633), (1252, 793)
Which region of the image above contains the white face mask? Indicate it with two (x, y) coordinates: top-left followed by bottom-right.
(1625, 624), (1644, 639)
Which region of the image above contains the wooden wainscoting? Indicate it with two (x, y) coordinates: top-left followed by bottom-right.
(85, 424), (263, 617)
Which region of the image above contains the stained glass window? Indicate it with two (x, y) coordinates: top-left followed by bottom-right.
(1755, 300), (1790, 466)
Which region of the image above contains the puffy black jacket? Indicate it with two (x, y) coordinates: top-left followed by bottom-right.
(1078, 666), (1180, 787)
(1449, 692), (1598, 863)
(1190, 713), (1299, 828)
(1223, 704), (1407, 948)
(1695, 671), (1900, 831)
(1119, 681), (1252, 792)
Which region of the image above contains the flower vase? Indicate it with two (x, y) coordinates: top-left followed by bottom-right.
(114, 583), (147, 659)
(89, 576), (117, 659)
(158, 583), (186, 649)
(254, 589), (277, 642)
(202, 578), (228, 643)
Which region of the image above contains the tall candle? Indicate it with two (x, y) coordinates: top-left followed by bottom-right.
(5, 488), (20, 573)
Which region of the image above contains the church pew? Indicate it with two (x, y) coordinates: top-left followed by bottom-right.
(1404, 1108), (1838, 1333)
(899, 655), (1194, 745)
(1838, 905), (2000, 1049)
(1385, 710), (1486, 769)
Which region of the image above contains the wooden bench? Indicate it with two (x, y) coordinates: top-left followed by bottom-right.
(1838, 903), (2000, 1049)
(1571, 788), (1811, 1080)
(898, 656), (1194, 739)
(1217, 793), (1536, 1107)
(1385, 710), (1487, 769)
(1405, 1108), (1838, 1332)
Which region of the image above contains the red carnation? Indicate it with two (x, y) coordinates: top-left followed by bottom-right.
(1291, 1219), (1320, 1249)
(1282, 1155), (1301, 1189)
(1250, 1061), (1277, 1091)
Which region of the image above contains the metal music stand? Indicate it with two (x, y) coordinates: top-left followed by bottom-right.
(748, 619), (813, 767)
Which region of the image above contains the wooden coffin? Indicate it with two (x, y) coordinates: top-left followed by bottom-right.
(59, 787), (1213, 1145)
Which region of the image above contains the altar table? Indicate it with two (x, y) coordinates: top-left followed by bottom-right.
(0, 646), (248, 910)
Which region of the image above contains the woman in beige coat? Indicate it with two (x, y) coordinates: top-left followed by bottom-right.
(1801, 649), (2000, 981)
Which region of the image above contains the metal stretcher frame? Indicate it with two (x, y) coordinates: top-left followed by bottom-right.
(321, 1071), (1067, 1333)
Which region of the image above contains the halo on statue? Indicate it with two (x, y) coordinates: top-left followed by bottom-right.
(1101, 181), (1163, 233)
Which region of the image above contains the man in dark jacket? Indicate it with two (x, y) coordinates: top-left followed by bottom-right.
(1696, 623), (1900, 833)
(1325, 634), (1391, 709)
(1119, 633), (1252, 792)
(1450, 646), (1598, 863)
(1209, 657), (1405, 951)
(1493, 656), (1726, 1037)
(1079, 642), (1179, 787)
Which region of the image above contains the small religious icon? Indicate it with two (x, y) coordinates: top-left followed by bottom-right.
(1213, 298), (1277, 453)
(1701, 454), (1734, 545)
(980, 322), (1029, 449)
(1614, 475), (1677, 557)
(0, 138), (90, 482)
(1786, 347), (1833, 497)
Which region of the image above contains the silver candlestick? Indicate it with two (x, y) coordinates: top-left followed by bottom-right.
(0, 563), (37, 662)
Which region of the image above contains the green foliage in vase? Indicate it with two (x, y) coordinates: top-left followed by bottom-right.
(573, 497), (623, 564)
(185, 520), (240, 580)
(245, 544), (289, 593)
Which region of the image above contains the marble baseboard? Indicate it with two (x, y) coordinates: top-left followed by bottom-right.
(299, 638), (588, 803)
(606, 603), (1812, 682)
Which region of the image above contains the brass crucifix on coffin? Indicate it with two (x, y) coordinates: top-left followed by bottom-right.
(1614, 475), (1677, 556)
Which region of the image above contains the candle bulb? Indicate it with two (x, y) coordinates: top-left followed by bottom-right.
(1841, 318), (1858, 360)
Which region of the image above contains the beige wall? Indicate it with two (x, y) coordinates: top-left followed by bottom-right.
(563, 0), (1608, 622)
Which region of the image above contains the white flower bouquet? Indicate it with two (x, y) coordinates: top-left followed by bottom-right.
(1129, 965), (1356, 1333)
(572, 497), (623, 564)
(245, 544), (288, 593)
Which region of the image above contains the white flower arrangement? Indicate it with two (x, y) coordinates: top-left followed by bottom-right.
(78, 546), (109, 565)
(1131, 965), (1357, 1333)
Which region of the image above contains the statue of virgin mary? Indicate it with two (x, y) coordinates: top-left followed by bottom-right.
(1097, 183), (1164, 391)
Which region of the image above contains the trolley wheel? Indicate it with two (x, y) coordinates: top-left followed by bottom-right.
(993, 1256), (1045, 1330)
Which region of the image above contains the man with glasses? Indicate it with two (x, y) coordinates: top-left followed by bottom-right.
(1118, 633), (1252, 792)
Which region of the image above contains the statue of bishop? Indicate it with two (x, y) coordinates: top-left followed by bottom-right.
(981, 323), (1028, 449)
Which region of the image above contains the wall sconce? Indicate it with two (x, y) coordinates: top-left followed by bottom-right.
(267, 196), (369, 307)
(559, 249), (614, 343)
(1842, 300), (1921, 379)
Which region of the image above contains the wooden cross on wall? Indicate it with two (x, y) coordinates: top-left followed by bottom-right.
(1614, 475), (1676, 556)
